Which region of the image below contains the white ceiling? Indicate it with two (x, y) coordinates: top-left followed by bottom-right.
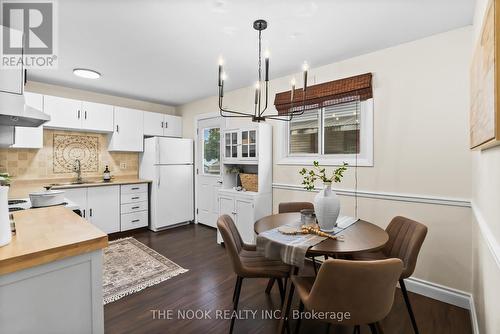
(25, 0), (474, 106)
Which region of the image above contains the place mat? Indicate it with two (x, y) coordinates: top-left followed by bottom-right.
(256, 216), (358, 268)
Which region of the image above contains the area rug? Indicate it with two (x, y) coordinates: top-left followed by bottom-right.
(103, 237), (188, 304)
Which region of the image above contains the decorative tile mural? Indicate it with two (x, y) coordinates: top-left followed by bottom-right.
(0, 129), (139, 180)
(53, 134), (99, 173)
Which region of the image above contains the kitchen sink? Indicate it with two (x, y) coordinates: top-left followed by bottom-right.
(49, 180), (112, 187)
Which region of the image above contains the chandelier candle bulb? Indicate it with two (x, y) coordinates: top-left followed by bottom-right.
(264, 53), (269, 82)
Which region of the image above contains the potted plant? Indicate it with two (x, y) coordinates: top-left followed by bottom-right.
(299, 161), (347, 232)
(0, 172), (12, 247)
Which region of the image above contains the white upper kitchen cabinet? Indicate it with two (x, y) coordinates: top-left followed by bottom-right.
(0, 26), (23, 94)
(81, 101), (114, 132)
(163, 114), (182, 137)
(43, 96), (114, 132)
(143, 112), (164, 136)
(87, 186), (120, 234)
(11, 92), (44, 149)
(43, 95), (82, 130)
(143, 112), (182, 138)
(108, 107), (144, 152)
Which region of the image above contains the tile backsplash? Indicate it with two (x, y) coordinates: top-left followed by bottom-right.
(0, 129), (138, 180)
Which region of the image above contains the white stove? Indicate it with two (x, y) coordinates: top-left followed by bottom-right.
(8, 198), (81, 213)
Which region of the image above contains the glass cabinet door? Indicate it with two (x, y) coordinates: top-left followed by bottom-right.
(224, 131), (239, 159)
(241, 129), (257, 159)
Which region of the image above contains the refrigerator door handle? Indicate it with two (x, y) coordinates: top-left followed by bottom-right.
(158, 170), (161, 187)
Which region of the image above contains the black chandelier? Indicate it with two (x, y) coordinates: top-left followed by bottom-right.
(218, 19), (309, 122)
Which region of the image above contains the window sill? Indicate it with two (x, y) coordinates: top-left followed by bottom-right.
(276, 156), (373, 167)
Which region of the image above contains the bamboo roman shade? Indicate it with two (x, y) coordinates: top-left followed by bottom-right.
(274, 73), (373, 115)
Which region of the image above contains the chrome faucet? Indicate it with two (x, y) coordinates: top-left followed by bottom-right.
(73, 159), (82, 183)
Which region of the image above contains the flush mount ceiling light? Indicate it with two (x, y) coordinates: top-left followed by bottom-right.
(73, 68), (101, 79)
(218, 19), (309, 122)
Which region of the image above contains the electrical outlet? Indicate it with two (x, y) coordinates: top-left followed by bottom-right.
(120, 162), (127, 170)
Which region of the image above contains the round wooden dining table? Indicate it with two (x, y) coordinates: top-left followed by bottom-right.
(254, 212), (389, 257)
(255, 212), (389, 334)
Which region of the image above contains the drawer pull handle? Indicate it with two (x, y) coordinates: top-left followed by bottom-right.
(132, 206), (140, 209)
(131, 196), (140, 200)
(131, 187), (139, 190)
(131, 219), (140, 223)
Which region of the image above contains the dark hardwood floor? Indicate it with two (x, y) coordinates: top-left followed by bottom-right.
(105, 224), (472, 334)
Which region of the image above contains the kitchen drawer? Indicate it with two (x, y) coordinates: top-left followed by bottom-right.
(121, 211), (148, 231)
(121, 192), (148, 204)
(121, 201), (148, 214)
(121, 183), (148, 194)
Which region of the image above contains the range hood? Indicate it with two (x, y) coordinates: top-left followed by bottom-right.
(0, 92), (50, 127)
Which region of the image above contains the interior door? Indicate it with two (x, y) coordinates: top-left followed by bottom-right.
(87, 186), (120, 233)
(196, 116), (225, 228)
(81, 101), (113, 132)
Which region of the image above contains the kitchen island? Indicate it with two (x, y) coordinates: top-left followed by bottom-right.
(0, 206), (108, 334)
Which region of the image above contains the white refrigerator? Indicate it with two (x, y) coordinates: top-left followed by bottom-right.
(140, 137), (194, 231)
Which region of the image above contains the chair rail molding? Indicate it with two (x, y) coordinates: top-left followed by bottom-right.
(272, 183), (472, 208)
(471, 201), (500, 268)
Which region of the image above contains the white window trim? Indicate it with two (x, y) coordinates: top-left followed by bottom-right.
(276, 99), (374, 166)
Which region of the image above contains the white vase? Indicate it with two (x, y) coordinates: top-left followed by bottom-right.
(314, 182), (340, 232)
(0, 186), (11, 247)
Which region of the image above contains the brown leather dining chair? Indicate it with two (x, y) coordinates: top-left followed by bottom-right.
(265, 202), (316, 296)
(352, 216), (428, 334)
(217, 215), (292, 333)
(285, 258), (403, 334)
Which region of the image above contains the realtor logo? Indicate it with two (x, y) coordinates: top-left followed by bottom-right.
(1, 0), (58, 68)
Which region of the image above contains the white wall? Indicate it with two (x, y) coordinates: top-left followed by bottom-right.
(179, 27), (473, 292)
(471, 0), (500, 332)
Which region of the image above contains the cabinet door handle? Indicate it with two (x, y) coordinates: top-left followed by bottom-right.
(83, 209), (86, 218)
(232, 211), (237, 215)
(131, 196), (140, 200)
(164, 122), (168, 128)
(131, 219), (140, 223)
(77, 110), (80, 119)
(161, 121), (164, 128)
(131, 187), (139, 190)
(116, 125), (119, 133)
(89, 208), (93, 217)
(131, 206), (140, 209)
(84, 111), (87, 119)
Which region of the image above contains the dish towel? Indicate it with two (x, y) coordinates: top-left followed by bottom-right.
(256, 216), (358, 269)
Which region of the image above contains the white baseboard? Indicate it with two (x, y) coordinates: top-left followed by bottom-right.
(404, 277), (471, 309)
(468, 294), (480, 334)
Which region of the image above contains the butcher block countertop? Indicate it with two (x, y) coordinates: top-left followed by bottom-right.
(0, 206), (108, 275)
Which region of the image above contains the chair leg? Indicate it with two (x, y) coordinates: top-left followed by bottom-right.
(294, 301), (304, 334)
(265, 278), (276, 294)
(352, 325), (360, 334)
(311, 257), (318, 275)
(400, 279), (419, 334)
(230, 276), (243, 334)
(279, 281), (295, 334)
(369, 323), (379, 334)
(277, 278), (285, 303)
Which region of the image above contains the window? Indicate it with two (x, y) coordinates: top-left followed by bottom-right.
(203, 128), (220, 174)
(279, 99), (373, 166)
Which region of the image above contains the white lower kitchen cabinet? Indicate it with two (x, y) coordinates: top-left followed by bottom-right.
(120, 183), (149, 231)
(87, 186), (120, 234)
(62, 183), (149, 233)
(217, 189), (272, 244)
